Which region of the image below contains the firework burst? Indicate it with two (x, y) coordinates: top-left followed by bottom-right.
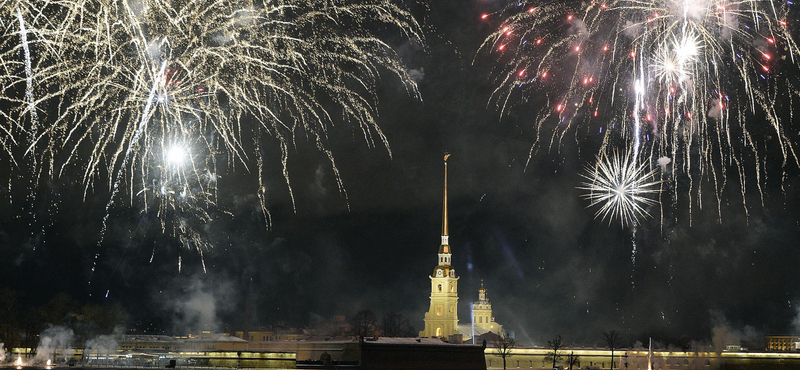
(0, 0), (423, 259)
(480, 0), (799, 223)
(579, 150), (662, 227)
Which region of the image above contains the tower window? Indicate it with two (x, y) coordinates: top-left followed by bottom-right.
(438, 284), (443, 293)
(450, 283), (454, 292)
(436, 327), (442, 337)
(437, 305), (442, 315)
(478, 316), (482, 323)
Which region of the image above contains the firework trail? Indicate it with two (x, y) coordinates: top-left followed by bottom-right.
(0, 1), (423, 270)
(480, 0), (800, 225)
(15, 7), (37, 148)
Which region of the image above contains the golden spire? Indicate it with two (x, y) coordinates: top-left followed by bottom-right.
(442, 153), (450, 244)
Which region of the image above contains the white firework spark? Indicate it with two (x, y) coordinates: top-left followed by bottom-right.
(0, 0), (423, 260)
(481, 0), (800, 223)
(579, 150), (662, 227)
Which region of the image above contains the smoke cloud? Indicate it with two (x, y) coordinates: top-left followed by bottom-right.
(34, 326), (75, 365)
(162, 274), (236, 334)
(408, 68), (425, 82)
(709, 311), (760, 353)
(84, 332), (121, 358)
(657, 157), (672, 172)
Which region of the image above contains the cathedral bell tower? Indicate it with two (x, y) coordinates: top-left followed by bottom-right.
(420, 154), (460, 338)
(472, 280), (502, 333)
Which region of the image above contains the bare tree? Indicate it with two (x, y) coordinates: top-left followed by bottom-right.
(603, 330), (623, 370)
(544, 335), (565, 369)
(381, 313), (415, 337)
(566, 351), (580, 370)
(0, 289), (20, 354)
(349, 309), (378, 339)
(493, 330), (516, 370)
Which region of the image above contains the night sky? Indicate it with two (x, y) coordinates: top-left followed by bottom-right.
(2, 0), (800, 348)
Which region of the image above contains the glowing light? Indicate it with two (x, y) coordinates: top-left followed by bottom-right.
(481, 13), (489, 19)
(165, 145), (189, 166)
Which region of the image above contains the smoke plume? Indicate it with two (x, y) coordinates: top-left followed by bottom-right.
(84, 332), (120, 358)
(34, 326), (75, 364)
(709, 311), (760, 353)
(162, 274), (236, 334)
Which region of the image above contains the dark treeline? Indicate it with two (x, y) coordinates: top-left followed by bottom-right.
(0, 288), (127, 354)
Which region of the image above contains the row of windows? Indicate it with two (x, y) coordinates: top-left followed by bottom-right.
(436, 283), (455, 293)
(249, 335), (292, 341)
(486, 358), (712, 369)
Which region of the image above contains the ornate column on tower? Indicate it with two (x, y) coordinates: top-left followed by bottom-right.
(420, 153), (460, 338)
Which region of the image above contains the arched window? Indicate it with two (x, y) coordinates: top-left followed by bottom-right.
(516, 360), (520, 368)
(478, 316), (482, 323)
(450, 283), (455, 292)
(436, 327), (442, 337)
(438, 284), (443, 292)
(437, 305), (442, 315)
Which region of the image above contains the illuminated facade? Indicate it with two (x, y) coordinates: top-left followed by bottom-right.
(420, 154), (460, 338)
(766, 335), (800, 351)
(472, 281), (502, 334)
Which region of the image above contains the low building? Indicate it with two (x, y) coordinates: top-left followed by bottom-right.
(234, 327), (308, 343)
(766, 335), (800, 351)
(297, 337), (486, 370)
(483, 346), (800, 369)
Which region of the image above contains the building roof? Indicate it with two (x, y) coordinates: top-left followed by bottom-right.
(366, 337), (474, 347)
(456, 324), (490, 339)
